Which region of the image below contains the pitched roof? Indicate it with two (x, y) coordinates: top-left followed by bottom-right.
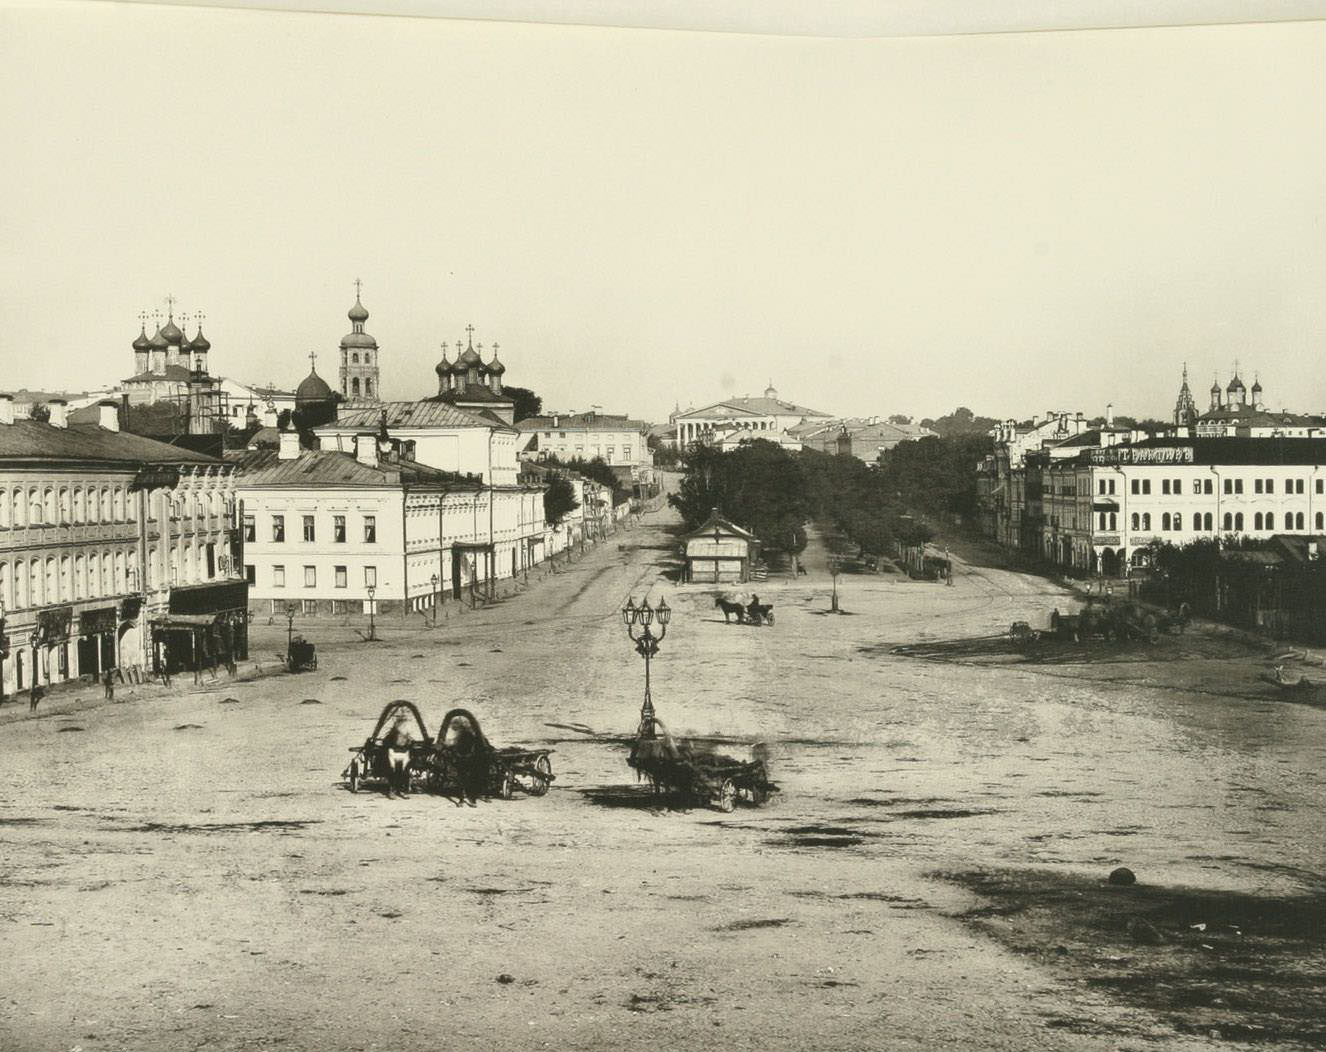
(322, 401), (517, 433)
(682, 509), (758, 542)
(230, 448), (479, 488)
(517, 412), (649, 432)
(122, 365), (194, 383)
(677, 396), (831, 420)
(0, 420), (217, 465)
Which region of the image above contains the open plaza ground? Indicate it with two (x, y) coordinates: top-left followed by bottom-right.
(1, 508), (1324, 1051)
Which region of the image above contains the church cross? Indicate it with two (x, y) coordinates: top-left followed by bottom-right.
(492, 341), (500, 354)
(308, 350), (318, 372)
(165, 294), (176, 318)
(466, 323), (475, 347)
(354, 277), (363, 298)
(440, 341), (449, 354)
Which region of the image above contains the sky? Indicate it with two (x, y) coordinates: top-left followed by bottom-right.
(3, 2), (1326, 425)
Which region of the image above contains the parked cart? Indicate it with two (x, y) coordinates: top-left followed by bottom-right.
(342, 702), (554, 800)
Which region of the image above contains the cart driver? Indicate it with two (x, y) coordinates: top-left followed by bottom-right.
(383, 714), (415, 797)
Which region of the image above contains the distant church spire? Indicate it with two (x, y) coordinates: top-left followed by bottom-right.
(1173, 362), (1197, 427)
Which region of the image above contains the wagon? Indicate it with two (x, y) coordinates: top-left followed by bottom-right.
(429, 707), (555, 801)
(287, 635), (317, 672)
(342, 702), (554, 799)
(628, 718), (776, 813)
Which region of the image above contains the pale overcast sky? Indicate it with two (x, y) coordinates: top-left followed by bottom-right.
(3, 2), (1326, 423)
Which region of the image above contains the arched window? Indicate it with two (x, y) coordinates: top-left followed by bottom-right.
(1235, 512), (1244, 530)
(1266, 513), (1275, 530)
(1254, 512), (1263, 530)
(45, 558), (56, 603)
(29, 560), (42, 606)
(114, 551), (125, 593)
(113, 488), (124, 521)
(102, 488), (112, 521)
(1296, 512), (1304, 530)
(0, 562), (9, 609)
(1204, 512), (1213, 530)
(28, 489), (42, 525)
(74, 554), (85, 598)
(86, 553), (99, 597)
(102, 550), (113, 594)
(365, 379), (374, 397)
(72, 487), (82, 523)
(43, 488), (55, 524)
(58, 488), (70, 524)
(13, 559), (25, 608)
(352, 353), (359, 364)
(1223, 512), (1232, 530)
(1142, 513), (1151, 530)
(1162, 513), (1171, 531)
(12, 489), (24, 527)
(351, 377), (360, 397)
(1318, 512), (1324, 531)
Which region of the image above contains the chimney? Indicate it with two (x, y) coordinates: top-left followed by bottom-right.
(0, 394), (12, 426)
(278, 426), (300, 461)
(355, 432), (378, 467)
(120, 392), (130, 431)
(48, 399), (68, 429)
(1106, 403), (1114, 427)
(98, 399), (120, 432)
(552, 414), (559, 429)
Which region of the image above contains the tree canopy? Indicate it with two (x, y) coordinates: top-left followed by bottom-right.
(505, 385), (542, 423)
(543, 476), (579, 526)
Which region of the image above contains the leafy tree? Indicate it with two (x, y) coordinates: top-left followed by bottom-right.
(505, 385), (543, 423)
(647, 432), (681, 469)
(543, 476), (579, 526)
(918, 406), (999, 438)
(543, 455), (627, 503)
(887, 414), (913, 425)
(28, 402), (50, 423)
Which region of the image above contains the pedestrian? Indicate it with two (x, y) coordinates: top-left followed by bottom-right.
(29, 683), (41, 714)
(103, 669), (114, 701)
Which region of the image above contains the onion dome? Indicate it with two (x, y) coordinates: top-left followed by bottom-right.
(1210, 376), (1220, 394)
(435, 351), (452, 376)
(340, 331), (378, 350)
(132, 325), (151, 352)
(159, 316), (184, 344)
(295, 368), (334, 405)
(188, 327), (211, 353)
(1251, 375), (1263, 395)
(348, 295), (369, 324)
(487, 352), (506, 375)
(149, 327), (169, 350)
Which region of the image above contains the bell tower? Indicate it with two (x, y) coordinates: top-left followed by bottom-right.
(338, 279), (381, 402)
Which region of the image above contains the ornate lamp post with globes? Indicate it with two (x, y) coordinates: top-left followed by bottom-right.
(621, 595), (670, 737)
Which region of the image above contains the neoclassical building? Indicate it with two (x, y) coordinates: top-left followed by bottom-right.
(0, 396), (246, 696)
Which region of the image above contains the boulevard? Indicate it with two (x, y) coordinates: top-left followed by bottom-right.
(1, 508), (1324, 1051)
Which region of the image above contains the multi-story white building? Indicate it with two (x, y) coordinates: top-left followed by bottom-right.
(236, 430), (545, 616)
(1042, 437), (1326, 575)
(0, 395), (244, 696)
(517, 411), (652, 472)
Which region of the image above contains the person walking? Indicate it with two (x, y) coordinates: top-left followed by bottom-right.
(102, 669), (114, 701)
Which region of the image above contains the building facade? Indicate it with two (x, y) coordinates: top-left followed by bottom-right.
(673, 385), (832, 448)
(0, 396), (244, 696)
(517, 411), (652, 471)
(338, 285), (381, 402)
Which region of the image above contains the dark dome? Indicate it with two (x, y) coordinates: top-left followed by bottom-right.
(159, 318), (184, 344)
(132, 327), (151, 352)
(149, 328), (169, 350)
(340, 331), (378, 350)
(348, 296), (369, 324)
(296, 370), (334, 405)
(188, 328), (211, 353)
(435, 354), (451, 376)
(487, 354), (506, 375)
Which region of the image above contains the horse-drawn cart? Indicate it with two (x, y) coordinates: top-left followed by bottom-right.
(343, 702), (554, 800)
(628, 717), (776, 812)
(287, 635), (317, 672)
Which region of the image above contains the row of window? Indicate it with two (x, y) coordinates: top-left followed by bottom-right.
(0, 551), (137, 611)
(1113, 477), (1323, 496)
(1, 485), (133, 529)
(244, 514), (376, 544)
(1111, 510), (1325, 532)
(250, 564), (378, 589)
(270, 598), (365, 616)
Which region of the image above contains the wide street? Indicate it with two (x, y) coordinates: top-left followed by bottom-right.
(2, 507), (1324, 1052)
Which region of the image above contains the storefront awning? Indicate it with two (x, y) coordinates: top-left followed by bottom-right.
(151, 614), (217, 629)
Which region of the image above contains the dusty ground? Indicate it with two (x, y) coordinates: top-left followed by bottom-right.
(2, 508), (1324, 1052)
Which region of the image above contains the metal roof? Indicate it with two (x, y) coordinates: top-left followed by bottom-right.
(326, 400), (517, 433)
(0, 420), (217, 465)
(231, 448), (478, 488)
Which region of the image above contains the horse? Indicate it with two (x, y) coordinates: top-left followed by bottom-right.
(441, 711), (489, 806)
(381, 715), (416, 798)
(714, 596), (746, 624)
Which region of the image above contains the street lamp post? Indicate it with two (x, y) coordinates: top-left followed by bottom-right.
(284, 602), (296, 667)
(366, 585), (377, 641)
(621, 595), (671, 738)
(431, 573), (439, 624)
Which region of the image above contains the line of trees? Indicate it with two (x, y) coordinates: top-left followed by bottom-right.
(668, 431), (993, 562)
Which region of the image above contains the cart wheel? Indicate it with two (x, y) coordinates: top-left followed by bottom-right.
(716, 779), (737, 813)
(348, 760), (360, 793)
(528, 755), (552, 797)
(500, 772), (516, 800)
(766, 611), (774, 626)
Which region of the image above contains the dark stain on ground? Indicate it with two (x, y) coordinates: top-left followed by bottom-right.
(57, 726), (85, 733)
(716, 918), (793, 932)
(576, 785), (696, 812)
(772, 823), (872, 849)
(0, 817), (45, 826)
(329, 676), (347, 682)
(220, 698), (240, 704)
(939, 866), (1326, 1047)
(122, 820), (321, 834)
(299, 699), (321, 705)
(173, 724), (204, 730)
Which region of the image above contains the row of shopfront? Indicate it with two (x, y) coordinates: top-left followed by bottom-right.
(0, 580), (248, 699)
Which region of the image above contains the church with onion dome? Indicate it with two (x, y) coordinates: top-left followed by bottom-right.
(338, 281), (380, 403)
(429, 326), (515, 425)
